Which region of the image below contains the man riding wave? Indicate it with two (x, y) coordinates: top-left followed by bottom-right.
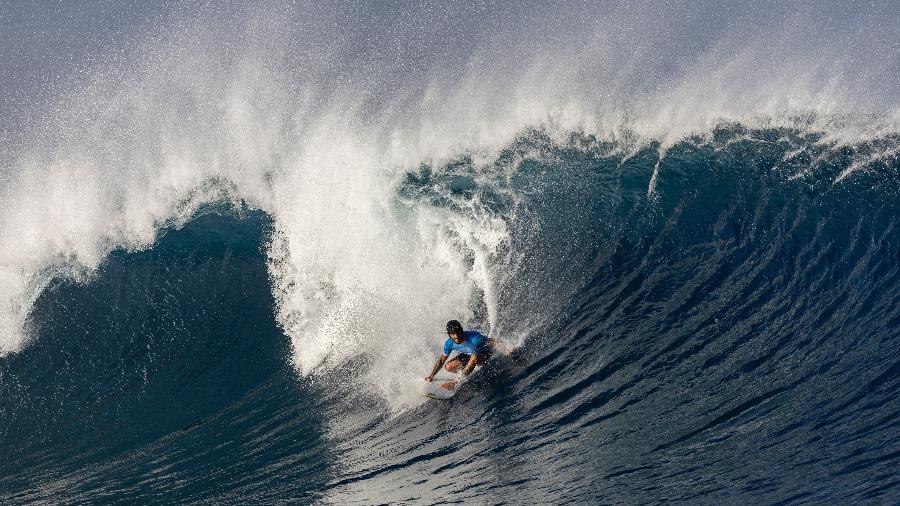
(425, 320), (495, 389)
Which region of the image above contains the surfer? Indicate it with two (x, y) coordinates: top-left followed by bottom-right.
(424, 320), (494, 383)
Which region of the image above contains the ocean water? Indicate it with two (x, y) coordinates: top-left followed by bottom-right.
(1, 1), (899, 503)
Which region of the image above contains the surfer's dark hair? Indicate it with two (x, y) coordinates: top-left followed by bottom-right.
(446, 320), (464, 335)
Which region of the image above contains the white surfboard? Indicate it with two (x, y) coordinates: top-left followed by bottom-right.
(421, 370), (466, 400)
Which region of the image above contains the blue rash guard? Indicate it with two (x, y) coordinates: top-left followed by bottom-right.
(442, 330), (492, 357)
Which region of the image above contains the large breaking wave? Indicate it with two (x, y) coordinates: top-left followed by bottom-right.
(1, 1), (898, 502)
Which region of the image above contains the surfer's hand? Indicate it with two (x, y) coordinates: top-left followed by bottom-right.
(424, 375), (433, 382)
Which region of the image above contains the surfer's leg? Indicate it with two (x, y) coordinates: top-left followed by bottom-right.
(444, 359), (462, 372)
(444, 354), (469, 372)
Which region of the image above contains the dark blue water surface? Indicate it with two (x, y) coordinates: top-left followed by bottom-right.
(2, 126), (899, 503)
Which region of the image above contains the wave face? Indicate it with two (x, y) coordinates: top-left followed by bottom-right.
(2, 128), (899, 503)
(2, 1), (900, 503)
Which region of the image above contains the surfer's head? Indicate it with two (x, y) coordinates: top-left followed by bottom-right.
(446, 320), (464, 343)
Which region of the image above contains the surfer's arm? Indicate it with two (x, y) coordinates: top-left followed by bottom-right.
(426, 355), (447, 381)
(462, 353), (479, 376)
(486, 337), (509, 354)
